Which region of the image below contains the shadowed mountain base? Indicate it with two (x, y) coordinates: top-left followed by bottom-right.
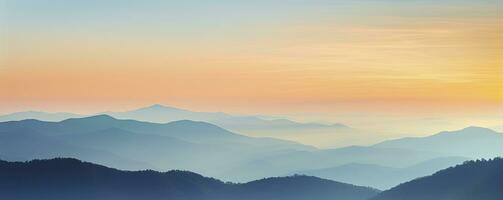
(0, 158), (379, 200)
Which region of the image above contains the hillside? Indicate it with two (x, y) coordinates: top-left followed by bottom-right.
(373, 158), (503, 200)
(0, 158), (379, 200)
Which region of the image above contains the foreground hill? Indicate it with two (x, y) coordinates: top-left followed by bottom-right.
(373, 158), (503, 200)
(0, 158), (379, 200)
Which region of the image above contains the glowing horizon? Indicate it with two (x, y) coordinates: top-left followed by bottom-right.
(1, 0), (502, 116)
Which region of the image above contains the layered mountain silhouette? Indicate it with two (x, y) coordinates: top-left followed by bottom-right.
(373, 157), (503, 200)
(296, 156), (468, 190)
(0, 105), (351, 147)
(0, 158), (379, 200)
(285, 127), (503, 189)
(226, 145), (444, 182)
(0, 105), (347, 131)
(0, 115), (314, 179)
(227, 126), (503, 186)
(374, 126), (503, 158)
(0, 111), (83, 122)
(105, 104), (348, 130)
(1, 114), (502, 188)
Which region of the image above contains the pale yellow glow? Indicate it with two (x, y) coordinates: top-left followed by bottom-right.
(1, 13), (502, 115)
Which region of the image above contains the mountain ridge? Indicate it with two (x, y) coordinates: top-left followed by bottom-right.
(372, 157), (503, 200)
(295, 156), (468, 190)
(0, 158), (379, 200)
(0, 115), (315, 180)
(0, 104), (350, 132)
(373, 126), (503, 158)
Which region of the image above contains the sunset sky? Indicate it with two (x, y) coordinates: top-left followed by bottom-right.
(1, 0), (502, 131)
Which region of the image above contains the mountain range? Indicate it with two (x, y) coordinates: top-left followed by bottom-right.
(224, 145), (446, 182)
(223, 126), (503, 185)
(284, 127), (503, 189)
(0, 115), (314, 179)
(295, 156), (467, 190)
(0, 113), (502, 189)
(0, 111), (83, 122)
(0, 158), (379, 200)
(0, 104), (353, 147)
(373, 126), (503, 159)
(0, 104), (347, 132)
(2, 157), (503, 200)
(105, 104), (349, 130)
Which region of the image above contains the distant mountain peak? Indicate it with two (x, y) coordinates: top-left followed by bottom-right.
(136, 104), (189, 112)
(63, 114), (116, 123)
(435, 126), (499, 136)
(331, 123), (350, 128)
(0, 111), (83, 122)
(168, 119), (207, 124)
(147, 104), (169, 109)
(85, 114), (116, 120)
(460, 126), (495, 132)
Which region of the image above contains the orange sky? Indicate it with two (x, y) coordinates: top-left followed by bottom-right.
(1, 0), (502, 115)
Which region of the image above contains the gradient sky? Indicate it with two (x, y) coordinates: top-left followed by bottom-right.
(1, 0), (502, 121)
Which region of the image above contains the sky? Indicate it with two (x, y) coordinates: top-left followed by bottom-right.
(0, 0), (502, 135)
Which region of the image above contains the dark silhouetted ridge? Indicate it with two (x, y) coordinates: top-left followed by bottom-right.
(0, 158), (379, 200)
(372, 157), (503, 200)
(236, 175), (379, 200)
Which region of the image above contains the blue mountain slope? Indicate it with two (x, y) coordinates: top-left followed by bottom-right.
(373, 127), (503, 158)
(0, 104), (350, 140)
(0, 115), (313, 149)
(0, 130), (152, 170)
(0, 115), (315, 179)
(222, 145), (444, 182)
(0, 111), (82, 122)
(295, 156), (468, 190)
